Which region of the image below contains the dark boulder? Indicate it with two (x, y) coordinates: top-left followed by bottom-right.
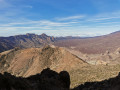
(0, 68), (70, 90)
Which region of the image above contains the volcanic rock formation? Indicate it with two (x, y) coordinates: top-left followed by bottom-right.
(0, 33), (56, 53)
(0, 68), (70, 90)
(0, 46), (87, 77)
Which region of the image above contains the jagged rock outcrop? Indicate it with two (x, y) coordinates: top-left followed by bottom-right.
(0, 68), (70, 90)
(0, 33), (56, 53)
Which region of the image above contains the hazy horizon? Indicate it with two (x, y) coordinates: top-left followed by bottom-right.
(0, 30), (120, 37)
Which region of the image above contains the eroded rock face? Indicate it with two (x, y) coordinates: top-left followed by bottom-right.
(0, 68), (70, 90)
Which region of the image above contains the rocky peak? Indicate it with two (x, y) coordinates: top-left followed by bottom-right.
(26, 33), (36, 36)
(40, 33), (48, 37)
(0, 33), (56, 53)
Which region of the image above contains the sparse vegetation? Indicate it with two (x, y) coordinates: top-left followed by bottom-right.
(1, 45), (120, 89)
(70, 64), (120, 88)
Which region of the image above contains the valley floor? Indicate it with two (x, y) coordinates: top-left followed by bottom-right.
(70, 64), (120, 88)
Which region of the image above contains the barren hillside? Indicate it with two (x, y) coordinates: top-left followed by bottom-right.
(0, 46), (87, 77)
(54, 31), (120, 54)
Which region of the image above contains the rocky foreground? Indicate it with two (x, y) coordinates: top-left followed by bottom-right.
(0, 68), (70, 90)
(0, 68), (120, 90)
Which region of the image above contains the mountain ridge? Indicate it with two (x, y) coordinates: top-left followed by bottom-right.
(0, 46), (87, 77)
(1, 30), (120, 54)
(54, 30), (120, 54)
(0, 33), (56, 53)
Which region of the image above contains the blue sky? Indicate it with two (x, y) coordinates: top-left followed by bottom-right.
(0, 0), (120, 37)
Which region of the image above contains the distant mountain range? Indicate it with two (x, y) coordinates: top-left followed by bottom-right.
(0, 33), (56, 53)
(1, 33), (120, 89)
(1, 30), (120, 54)
(55, 30), (120, 54)
(0, 33), (88, 53)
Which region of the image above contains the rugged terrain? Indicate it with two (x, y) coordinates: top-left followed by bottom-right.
(1, 31), (120, 89)
(67, 47), (120, 65)
(0, 68), (70, 90)
(0, 46), (87, 77)
(1, 68), (120, 90)
(0, 33), (55, 53)
(1, 46), (120, 88)
(1, 31), (120, 54)
(54, 31), (120, 54)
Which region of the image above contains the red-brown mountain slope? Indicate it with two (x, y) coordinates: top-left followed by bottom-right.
(0, 46), (87, 77)
(54, 31), (120, 54)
